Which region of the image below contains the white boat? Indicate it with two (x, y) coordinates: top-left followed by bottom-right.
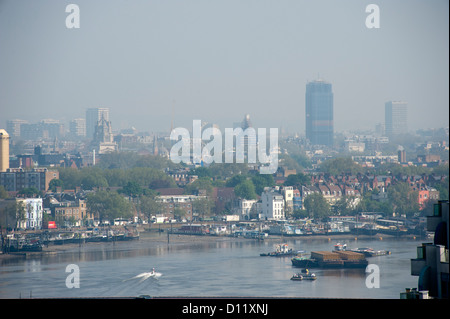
(291, 269), (317, 281)
(260, 243), (294, 256)
(333, 243), (347, 251)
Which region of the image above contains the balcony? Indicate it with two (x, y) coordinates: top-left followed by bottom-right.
(410, 244), (430, 276)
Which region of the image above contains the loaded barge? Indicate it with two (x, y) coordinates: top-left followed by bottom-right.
(291, 251), (368, 269)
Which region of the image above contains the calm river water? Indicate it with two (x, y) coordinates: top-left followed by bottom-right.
(0, 234), (421, 299)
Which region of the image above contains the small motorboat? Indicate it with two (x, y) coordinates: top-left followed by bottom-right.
(126, 268), (162, 282)
(290, 269), (317, 281)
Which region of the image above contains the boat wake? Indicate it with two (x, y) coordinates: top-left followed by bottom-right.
(124, 269), (162, 283)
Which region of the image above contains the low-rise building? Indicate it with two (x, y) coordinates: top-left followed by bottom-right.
(237, 198), (258, 220)
(0, 168), (59, 192)
(53, 199), (92, 227)
(16, 198), (43, 230)
(156, 194), (206, 221)
(281, 186), (294, 213)
(261, 187), (285, 220)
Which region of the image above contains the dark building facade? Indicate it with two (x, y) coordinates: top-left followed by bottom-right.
(305, 79), (334, 146)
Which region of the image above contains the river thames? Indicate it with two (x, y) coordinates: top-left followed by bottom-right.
(0, 234), (420, 299)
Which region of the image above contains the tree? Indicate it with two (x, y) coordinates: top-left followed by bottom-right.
(80, 167), (108, 190)
(225, 174), (248, 187)
(0, 186), (9, 199)
(139, 195), (163, 222)
(86, 190), (132, 222)
(292, 209), (309, 219)
(18, 187), (42, 198)
(49, 179), (64, 192)
(120, 181), (143, 197)
(320, 157), (364, 176)
(58, 167), (82, 190)
(184, 177), (214, 195)
(283, 173), (310, 188)
(334, 196), (354, 215)
(355, 191), (393, 216)
(173, 207), (187, 221)
(234, 180), (258, 200)
(251, 174), (274, 195)
(388, 182), (419, 217)
(303, 193), (331, 220)
(192, 197), (215, 221)
(434, 176), (449, 200)
(0, 200), (24, 230)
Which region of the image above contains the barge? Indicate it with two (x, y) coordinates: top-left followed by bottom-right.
(291, 251), (368, 269)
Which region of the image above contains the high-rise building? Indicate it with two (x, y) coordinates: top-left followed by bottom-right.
(40, 119), (64, 139)
(0, 129), (10, 172)
(69, 118), (86, 139)
(385, 101), (407, 136)
(305, 79), (334, 146)
(6, 119), (28, 139)
(86, 107), (109, 139)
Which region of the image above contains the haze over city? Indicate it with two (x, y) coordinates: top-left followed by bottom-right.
(0, 0), (448, 133)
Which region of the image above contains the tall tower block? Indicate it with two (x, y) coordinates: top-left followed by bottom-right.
(0, 129), (10, 172)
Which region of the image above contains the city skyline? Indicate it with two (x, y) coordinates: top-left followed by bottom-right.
(0, 1), (448, 134)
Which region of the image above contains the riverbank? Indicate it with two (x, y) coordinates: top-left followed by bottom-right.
(0, 232), (248, 262)
(0, 230), (421, 263)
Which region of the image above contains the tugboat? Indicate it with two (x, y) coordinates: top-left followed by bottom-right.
(333, 243), (347, 251)
(291, 269), (317, 281)
(260, 243), (295, 257)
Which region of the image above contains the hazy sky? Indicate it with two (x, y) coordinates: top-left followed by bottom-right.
(0, 0), (448, 134)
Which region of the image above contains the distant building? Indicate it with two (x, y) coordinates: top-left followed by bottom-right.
(385, 101), (407, 136)
(86, 107), (109, 140)
(293, 188), (302, 211)
(398, 149), (406, 163)
(156, 194), (206, 221)
(52, 198), (91, 227)
(0, 168), (59, 192)
(16, 198), (43, 230)
(305, 79), (334, 146)
(92, 116), (117, 154)
(281, 186), (294, 213)
(40, 119), (65, 139)
(17, 120), (64, 140)
(345, 141), (365, 153)
(69, 118), (86, 139)
(6, 119), (28, 139)
(0, 129), (10, 172)
(237, 198), (258, 220)
(261, 187), (285, 220)
(235, 114), (257, 160)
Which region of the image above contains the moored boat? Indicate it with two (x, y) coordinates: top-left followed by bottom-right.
(350, 247), (391, 257)
(6, 237), (43, 252)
